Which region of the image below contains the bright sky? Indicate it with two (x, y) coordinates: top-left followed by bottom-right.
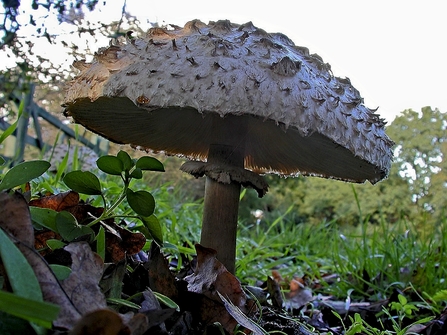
(8, 0), (447, 123)
(96, 0), (447, 123)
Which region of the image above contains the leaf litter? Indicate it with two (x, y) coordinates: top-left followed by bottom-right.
(2, 190), (447, 334)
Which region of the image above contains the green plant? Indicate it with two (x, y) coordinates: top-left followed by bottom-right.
(29, 150), (166, 246)
(334, 307), (432, 335)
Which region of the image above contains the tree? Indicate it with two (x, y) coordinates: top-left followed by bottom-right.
(252, 107), (446, 228)
(387, 107), (447, 219)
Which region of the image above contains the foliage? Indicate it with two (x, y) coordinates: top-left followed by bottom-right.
(240, 107), (447, 231)
(0, 0), (145, 119)
(2, 122), (447, 333)
(387, 107), (447, 223)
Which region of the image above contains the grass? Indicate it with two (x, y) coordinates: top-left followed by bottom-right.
(237, 209), (447, 301)
(43, 150), (446, 304)
(3, 145), (447, 333)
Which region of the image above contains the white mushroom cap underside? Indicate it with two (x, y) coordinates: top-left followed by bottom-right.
(64, 20), (394, 184)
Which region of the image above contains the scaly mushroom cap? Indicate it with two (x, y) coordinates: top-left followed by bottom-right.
(63, 19), (394, 184)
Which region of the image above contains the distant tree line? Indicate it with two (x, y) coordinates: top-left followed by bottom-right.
(241, 106), (447, 229)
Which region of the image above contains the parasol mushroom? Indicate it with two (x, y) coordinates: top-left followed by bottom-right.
(63, 20), (394, 274)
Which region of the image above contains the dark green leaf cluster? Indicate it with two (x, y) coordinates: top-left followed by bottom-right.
(62, 150), (165, 245)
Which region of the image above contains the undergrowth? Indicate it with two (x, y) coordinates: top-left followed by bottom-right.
(2, 139), (447, 333)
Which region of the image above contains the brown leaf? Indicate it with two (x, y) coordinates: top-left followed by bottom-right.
(0, 191), (34, 246)
(29, 190), (79, 211)
(105, 222), (146, 263)
(285, 277), (313, 310)
(61, 242), (107, 315)
(69, 309), (130, 335)
(218, 292), (266, 335)
(34, 230), (61, 252)
(267, 276), (283, 309)
(185, 244), (253, 333)
(115, 223), (146, 255)
(147, 243), (178, 299)
(66, 203), (104, 225)
(29, 190), (105, 225)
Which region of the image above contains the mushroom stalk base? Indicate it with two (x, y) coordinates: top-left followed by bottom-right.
(201, 143), (244, 274)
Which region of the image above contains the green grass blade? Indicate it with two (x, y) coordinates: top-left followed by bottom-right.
(0, 99), (24, 145)
(0, 290), (59, 329)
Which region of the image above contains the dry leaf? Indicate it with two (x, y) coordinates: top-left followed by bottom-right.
(147, 243), (178, 299)
(105, 222), (146, 263)
(29, 191), (80, 211)
(69, 309), (129, 335)
(185, 244), (253, 333)
(34, 230), (62, 253)
(267, 276), (283, 308)
(30, 190), (106, 226)
(218, 292), (267, 335)
(114, 223), (146, 255)
(61, 242), (107, 314)
(0, 191), (34, 246)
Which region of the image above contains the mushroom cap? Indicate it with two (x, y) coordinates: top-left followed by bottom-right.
(63, 20), (394, 184)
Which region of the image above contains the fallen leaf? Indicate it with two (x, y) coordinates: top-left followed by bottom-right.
(0, 191), (35, 246)
(139, 289), (175, 331)
(284, 277), (313, 310)
(185, 244), (254, 333)
(114, 223), (146, 255)
(34, 230), (62, 253)
(267, 276), (283, 309)
(218, 292), (267, 335)
(29, 191), (79, 211)
(104, 222), (146, 263)
(69, 309), (129, 335)
(29, 190), (106, 226)
(61, 242), (107, 315)
(146, 243), (178, 299)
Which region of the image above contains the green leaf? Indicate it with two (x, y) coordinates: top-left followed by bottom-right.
(136, 156), (164, 172)
(117, 150), (133, 171)
(106, 298), (140, 310)
(398, 294), (408, 306)
(96, 225), (106, 261)
(63, 170), (102, 195)
(49, 264), (71, 281)
(153, 291), (180, 311)
(0, 99), (24, 145)
(432, 289), (447, 302)
(0, 160), (50, 191)
(30, 207), (58, 232)
(0, 290), (59, 329)
(56, 211), (95, 242)
(54, 148), (70, 183)
(126, 189), (155, 217)
(0, 156), (5, 166)
(140, 215), (163, 246)
(129, 168), (143, 179)
(46, 239), (66, 250)
(0, 228), (43, 302)
(96, 155), (124, 175)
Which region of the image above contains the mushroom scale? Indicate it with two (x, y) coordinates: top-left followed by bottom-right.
(64, 19), (394, 185)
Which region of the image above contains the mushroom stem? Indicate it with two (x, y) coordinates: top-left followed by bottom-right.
(201, 143), (244, 274)
(200, 115), (248, 274)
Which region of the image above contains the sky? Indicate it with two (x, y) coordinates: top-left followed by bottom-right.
(7, 0), (447, 123)
(95, 0), (447, 123)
